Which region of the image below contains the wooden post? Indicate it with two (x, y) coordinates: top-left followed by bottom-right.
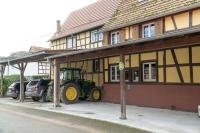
(119, 54), (127, 120)
(53, 59), (61, 107)
(18, 62), (27, 102)
(10, 62), (27, 102)
(0, 65), (5, 96)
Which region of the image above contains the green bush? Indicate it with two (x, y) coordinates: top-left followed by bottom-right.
(0, 75), (25, 96)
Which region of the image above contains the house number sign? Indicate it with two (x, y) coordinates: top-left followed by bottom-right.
(119, 62), (125, 71)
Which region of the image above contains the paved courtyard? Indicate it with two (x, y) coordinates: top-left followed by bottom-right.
(0, 98), (199, 133)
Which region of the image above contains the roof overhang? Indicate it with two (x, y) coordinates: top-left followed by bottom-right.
(0, 49), (76, 66)
(48, 26), (200, 60)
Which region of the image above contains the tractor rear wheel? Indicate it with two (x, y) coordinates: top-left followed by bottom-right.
(61, 83), (80, 104)
(90, 88), (101, 101)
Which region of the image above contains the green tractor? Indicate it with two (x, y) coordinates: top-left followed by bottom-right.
(47, 68), (101, 104)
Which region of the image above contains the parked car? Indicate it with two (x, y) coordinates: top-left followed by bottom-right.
(25, 79), (51, 102)
(6, 82), (29, 99)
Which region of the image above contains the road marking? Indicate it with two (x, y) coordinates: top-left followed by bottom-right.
(0, 107), (101, 133)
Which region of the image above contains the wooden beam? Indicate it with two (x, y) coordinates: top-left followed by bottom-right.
(172, 16), (178, 30)
(189, 46), (193, 83)
(53, 59), (61, 107)
(163, 50), (166, 83)
(19, 62), (27, 102)
(189, 11), (193, 28)
(119, 54), (127, 120)
(9, 62), (28, 102)
(171, 49), (184, 83)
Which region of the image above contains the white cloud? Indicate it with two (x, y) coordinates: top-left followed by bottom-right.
(0, 0), (97, 56)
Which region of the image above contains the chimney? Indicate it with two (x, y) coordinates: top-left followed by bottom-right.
(56, 20), (61, 33)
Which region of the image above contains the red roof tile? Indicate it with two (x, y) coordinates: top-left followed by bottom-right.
(50, 0), (121, 41)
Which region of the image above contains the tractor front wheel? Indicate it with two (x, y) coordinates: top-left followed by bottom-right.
(90, 88), (101, 102)
(61, 83), (80, 104)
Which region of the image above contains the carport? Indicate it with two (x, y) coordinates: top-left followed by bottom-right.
(47, 46), (128, 119)
(0, 50), (72, 102)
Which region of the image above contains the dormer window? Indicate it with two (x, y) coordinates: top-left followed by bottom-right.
(142, 23), (155, 38)
(111, 31), (120, 45)
(91, 30), (103, 43)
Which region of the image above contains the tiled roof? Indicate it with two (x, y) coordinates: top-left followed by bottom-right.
(50, 0), (122, 41)
(102, 0), (200, 31)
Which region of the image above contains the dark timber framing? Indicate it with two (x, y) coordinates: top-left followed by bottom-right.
(171, 49), (184, 83)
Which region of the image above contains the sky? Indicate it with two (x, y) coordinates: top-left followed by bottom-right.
(0, 0), (97, 56)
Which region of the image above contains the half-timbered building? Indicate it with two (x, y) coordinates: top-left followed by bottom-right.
(49, 0), (200, 112)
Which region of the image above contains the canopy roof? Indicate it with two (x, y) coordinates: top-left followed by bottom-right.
(0, 49), (75, 65)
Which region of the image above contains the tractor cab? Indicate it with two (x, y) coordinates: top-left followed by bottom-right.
(60, 68), (82, 85)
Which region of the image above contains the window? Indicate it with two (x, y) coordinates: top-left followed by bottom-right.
(73, 70), (81, 80)
(38, 62), (50, 74)
(142, 23), (155, 38)
(67, 36), (76, 48)
(111, 31), (120, 45)
(93, 59), (100, 72)
(110, 65), (120, 82)
(132, 69), (139, 82)
(143, 62), (157, 82)
(125, 69), (131, 82)
(91, 30), (103, 43)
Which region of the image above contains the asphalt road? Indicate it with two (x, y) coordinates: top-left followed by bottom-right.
(0, 103), (148, 133)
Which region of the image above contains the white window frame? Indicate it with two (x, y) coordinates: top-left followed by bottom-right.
(111, 31), (120, 45)
(91, 30), (103, 43)
(110, 65), (120, 82)
(143, 62), (156, 82)
(142, 23), (155, 38)
(99, 32), (103, 41)
(67, 36), (76, 49)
